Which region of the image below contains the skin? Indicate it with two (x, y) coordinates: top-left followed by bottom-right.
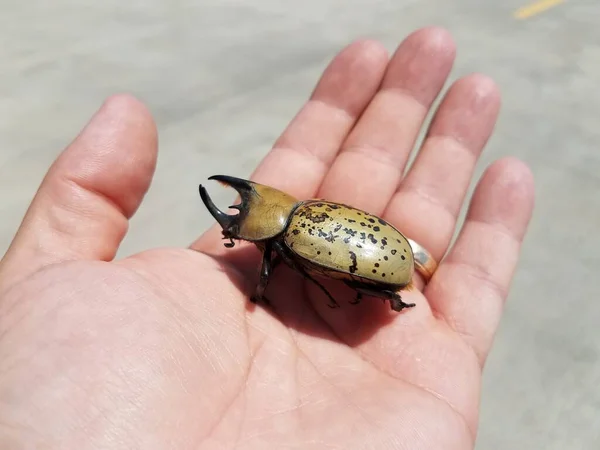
(0, 27), (534, 449)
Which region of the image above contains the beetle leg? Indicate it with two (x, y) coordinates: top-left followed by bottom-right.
(344, 283), (415, 312)
(272, 242), (340, 309)
(348, 292), (362, 305)
(386, 291), (415, 312)
(305, 275), (340, 309)
(250, 241), (273, 306)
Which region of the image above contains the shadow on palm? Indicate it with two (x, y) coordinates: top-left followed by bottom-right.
(206, 235), (413, 347)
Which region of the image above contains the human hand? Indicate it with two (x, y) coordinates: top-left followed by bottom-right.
(0, 27), (534, 449)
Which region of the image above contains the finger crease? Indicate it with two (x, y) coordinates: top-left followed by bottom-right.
(383, 85), (432, 110)
(469, 217), (524, 245)
(442, 259), (508, 303)
(342, 143), (407, 172)
(425, 133), (481, 160)
(269, 145), (331, 173)
(309, 98), (355, 123)
(59, 175), (129, 219)
(398, 184), (458, 224)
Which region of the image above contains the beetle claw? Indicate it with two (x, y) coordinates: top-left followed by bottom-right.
(223, 237), (235, 248)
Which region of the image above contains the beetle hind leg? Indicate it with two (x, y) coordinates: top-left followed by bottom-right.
(387, 292), (415, 312)
(272, 241), (340, 309)
(305, 276), (341, 309)
(348, 292), (362, 306)
(343, 282), (415, 312)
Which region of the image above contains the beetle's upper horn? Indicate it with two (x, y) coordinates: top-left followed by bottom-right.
(208, 175), (254, 196)
(198, 175), (255, 228)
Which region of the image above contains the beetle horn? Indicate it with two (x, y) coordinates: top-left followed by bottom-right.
(198, 183), (235, 231)
(207, 174), (255, 211)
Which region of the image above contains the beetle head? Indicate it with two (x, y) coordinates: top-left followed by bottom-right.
(199, 175), (300, 247)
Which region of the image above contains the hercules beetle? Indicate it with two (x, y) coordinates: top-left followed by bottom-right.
(198, 175), (416, 312)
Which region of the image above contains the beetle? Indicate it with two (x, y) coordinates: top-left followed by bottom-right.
(198, 175), (416, 312)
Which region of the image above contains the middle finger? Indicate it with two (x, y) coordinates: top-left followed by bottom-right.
(316, 27), (456, 213)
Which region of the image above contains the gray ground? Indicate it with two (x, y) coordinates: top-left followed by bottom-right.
(1, 0), (599, 448)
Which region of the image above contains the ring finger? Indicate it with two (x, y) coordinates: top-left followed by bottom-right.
(316, 27), (456, 213)
(383, 73), (501, 268)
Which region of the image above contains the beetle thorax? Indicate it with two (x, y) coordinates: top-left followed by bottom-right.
(236, 184), (300, 241)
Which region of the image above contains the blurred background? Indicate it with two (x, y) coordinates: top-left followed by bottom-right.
(1, 0), (598, 448)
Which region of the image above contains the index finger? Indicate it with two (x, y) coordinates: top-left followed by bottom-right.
(193, 39), (389, 252)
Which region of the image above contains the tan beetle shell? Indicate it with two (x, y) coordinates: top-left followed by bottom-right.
(230, 182), (300, 241)
(282, 200), (415, 287)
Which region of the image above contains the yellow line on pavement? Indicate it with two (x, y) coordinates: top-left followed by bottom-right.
(514, 0), (565, 19)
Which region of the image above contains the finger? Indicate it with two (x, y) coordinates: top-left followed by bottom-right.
(317, 26), (456, 212)
(0, 95), (158, 288)
(425, 157), (535, 366)
(251, 39), (389, 199)
(383, 73), (501, 263)
(192, 39), (389, 252)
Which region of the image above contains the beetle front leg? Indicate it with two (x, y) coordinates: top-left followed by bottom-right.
(250, 241), (273, 306)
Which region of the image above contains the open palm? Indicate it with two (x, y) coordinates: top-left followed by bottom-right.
(0, 28), (534, 449)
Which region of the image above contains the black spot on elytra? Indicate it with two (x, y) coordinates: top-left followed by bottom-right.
(372, 269), (377, 274)
(333, 224), (342, 232)
(348, 251), (358, 273)
(375, 263), (379, 267)
(328, 252), (332, 255)
(373, 226), (380, 232)
(299, 207), (329, 223)
(329, 204), (340, 210)
(347, 219), (356, 223)
(308, 229), (314, 236)
(367, 234), (378, 244)
(343, 237), (350, 244)
(300, 223), (306, 228)
(357, 212), (362, 216)
(384, 256), (388, 261)
(396, 239), (401, 243)
(316, 203), (324, 207)
(356, 243), (362, 248)
(317, 251), (321, 255)
(292, 229), (300, 235)
(368, 218), (375, 223)
(360, 222), (366, 227)
(391, 249), (397, 255)
(382, 273), (386, 277)
(401, 255), (406, 260)
(378, 218), (387, 226)
(318, 229), (337, 243)
(380, 246), (385, 250)
(404, 248), (408, 253)
(381, 238), (388, 247)
(359, 232), (366, 242)
(343, 228), (357, 237)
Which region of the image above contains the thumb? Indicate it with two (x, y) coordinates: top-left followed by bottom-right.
(0, 94), (158, 290)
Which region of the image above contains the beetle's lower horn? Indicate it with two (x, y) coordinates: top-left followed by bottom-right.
(199, 184), (234, 230)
